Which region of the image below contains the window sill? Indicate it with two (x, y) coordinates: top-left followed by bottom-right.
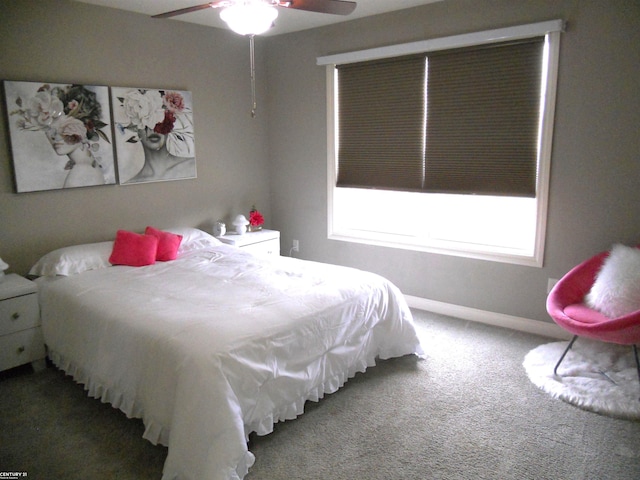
(328, 230), (542, 267)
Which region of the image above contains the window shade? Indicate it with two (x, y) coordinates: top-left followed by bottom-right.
(424, 38), (544, 197)
(336, 55), (426, 190)
(336, 37), (545, 197)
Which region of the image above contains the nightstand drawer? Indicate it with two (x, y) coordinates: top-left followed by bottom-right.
(0, 293), (40, 335)
(242, 238), (280, 257)
(0, 327), (45, 371)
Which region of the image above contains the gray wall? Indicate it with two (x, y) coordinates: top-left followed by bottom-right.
(1, 0), (272, 274)
(266, 0), (640, 322)
(1, 0), (639, 326)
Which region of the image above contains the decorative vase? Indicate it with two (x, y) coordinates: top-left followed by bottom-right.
(214, 221), (226, 237)
(233, 214), (249, 235)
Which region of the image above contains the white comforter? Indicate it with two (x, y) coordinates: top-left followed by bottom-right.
(38, 245), (424, 479)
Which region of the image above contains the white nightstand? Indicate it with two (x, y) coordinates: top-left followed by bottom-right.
(217, 229), (280, 257)
(0, 274), (46, 372)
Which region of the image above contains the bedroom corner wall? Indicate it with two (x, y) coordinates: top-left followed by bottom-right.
(265, 0), (640, 324)
(0, 0), (272, 275)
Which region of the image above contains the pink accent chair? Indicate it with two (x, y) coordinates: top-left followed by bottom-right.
(546, 249), (640, 390)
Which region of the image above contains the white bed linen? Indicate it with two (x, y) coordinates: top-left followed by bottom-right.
(37, 244), (424, 479)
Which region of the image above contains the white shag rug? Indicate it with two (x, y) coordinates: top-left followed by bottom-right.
(523, 338), (640, 420)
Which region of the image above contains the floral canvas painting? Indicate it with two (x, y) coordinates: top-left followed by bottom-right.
(4, 81), (116, 193)
(111, 87), (197, 184)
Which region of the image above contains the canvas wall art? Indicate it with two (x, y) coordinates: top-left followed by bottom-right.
(4, 81), (116, 192)
(111, 87), (197, 184)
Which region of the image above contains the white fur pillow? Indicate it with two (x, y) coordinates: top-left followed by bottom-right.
(585, 244), (640, 318)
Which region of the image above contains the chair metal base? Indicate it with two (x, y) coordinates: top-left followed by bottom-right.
(553, 335), (640, 401)
(553, 335), (578, 376)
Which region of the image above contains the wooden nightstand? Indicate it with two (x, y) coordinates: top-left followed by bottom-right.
(217, 229), (280, 256)
(0, 274), (46, 372)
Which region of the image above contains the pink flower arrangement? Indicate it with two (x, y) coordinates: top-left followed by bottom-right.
(249, 207), (264, 227)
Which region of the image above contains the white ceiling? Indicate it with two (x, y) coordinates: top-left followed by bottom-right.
(73, 0), (442, 36)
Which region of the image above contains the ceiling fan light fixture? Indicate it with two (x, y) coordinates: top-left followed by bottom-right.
(220, 2), (279, 36)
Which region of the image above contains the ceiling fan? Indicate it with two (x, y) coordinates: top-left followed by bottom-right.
(153, 1), (357, 118)
(153, 1), (357, 34)
(153, 0), (357, 18)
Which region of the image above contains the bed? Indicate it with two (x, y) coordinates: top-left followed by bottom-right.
(30, 227), (424, 480)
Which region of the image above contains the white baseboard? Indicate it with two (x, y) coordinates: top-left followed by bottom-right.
(404, 295), (572, 340)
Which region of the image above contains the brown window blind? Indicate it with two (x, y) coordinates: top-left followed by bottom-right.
(424, 38), (544, 197)
(335, 37), (545, 197)
(336, 55), (426, 190)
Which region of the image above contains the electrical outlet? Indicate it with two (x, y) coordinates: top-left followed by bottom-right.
(547, 278), (559, 294)
(292, 239), (299, 252)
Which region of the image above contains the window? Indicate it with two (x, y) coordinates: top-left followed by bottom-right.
(318, 21), (563, 266)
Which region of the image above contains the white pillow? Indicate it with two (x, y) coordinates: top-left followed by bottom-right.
(586, 244), (640, 318)
(167, 227), (222, 254)
(29, 241), (114, 277)
(29, 228), (220, 277)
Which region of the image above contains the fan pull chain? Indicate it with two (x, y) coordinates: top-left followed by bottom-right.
(250, 35), (257, 118)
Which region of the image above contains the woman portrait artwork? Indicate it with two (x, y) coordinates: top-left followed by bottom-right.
(5, 81), (116, 192)
(112, 87), (196, 184)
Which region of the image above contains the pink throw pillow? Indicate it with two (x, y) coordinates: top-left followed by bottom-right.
(109, 230), (159, 266)
(145, 226), (183, 261)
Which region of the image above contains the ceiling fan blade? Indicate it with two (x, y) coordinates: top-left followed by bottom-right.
(286, 0), (356, 16)
(152, 2), (231, 19)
